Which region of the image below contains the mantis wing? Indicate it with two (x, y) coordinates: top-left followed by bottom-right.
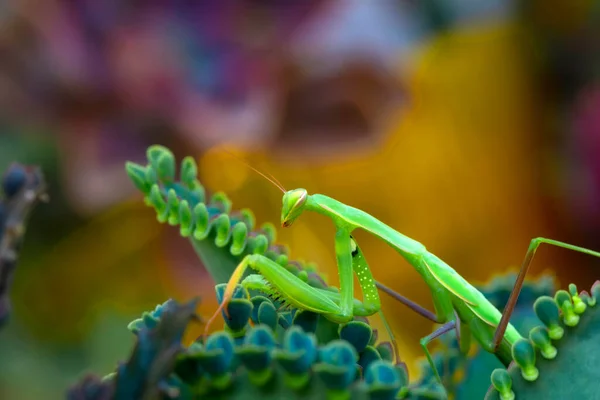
(423, 253), (502, 327)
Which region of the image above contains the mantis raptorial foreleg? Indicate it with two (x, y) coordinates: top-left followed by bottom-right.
(334, 229), (355, 321)
(347, 235), (381, 315)
(202, 251), (392, 338)
(204, 230), (409, 361)
(203, 253), (346, 336)
(349, 235), (402, 361)
(492, 237), (600, 350)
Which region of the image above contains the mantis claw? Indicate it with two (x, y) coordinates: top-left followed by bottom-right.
(202, 293), (233, 342)
(202, 256), (251, 341)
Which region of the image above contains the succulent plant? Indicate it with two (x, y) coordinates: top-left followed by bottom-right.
(67, 298), (200, 400)
(177, 284), (413, 399)
(67, 291), (413, 400)
(0, 163), (47, 328)
(486, 281), (600, 399)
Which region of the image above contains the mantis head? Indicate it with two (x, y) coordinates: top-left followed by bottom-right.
(217, 148), (302, 226)
(281, 188), (308, 227)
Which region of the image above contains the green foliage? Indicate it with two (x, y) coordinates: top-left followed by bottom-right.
(177, 285), (411, 399)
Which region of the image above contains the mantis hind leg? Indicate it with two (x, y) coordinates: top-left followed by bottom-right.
(492, 237), (600, 351)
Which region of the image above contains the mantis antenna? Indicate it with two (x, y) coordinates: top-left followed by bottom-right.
(218, 146), (286, 193)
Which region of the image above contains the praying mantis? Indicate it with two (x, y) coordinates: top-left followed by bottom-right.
(202, 158), (600, 394)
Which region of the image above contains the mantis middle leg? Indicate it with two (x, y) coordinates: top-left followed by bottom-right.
(419, 313), (473, 397)
(375, 281), (443, 324)
(419, 320), (460, 399)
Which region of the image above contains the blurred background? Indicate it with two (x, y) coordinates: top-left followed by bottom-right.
(1, 1), (600, 398)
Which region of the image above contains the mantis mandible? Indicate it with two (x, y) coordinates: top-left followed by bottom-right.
(203, 159), (600, 393)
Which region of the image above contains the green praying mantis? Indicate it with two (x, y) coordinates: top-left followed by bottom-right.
(202, 155), (600, 393)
